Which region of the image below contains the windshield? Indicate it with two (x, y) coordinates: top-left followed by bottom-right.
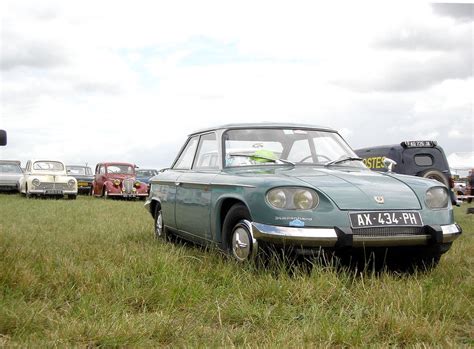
(0, 163), (22, 173)
(224, 128), (365, 168)
(67, 166), (92, 175)
(106, 164), (135, 174)
(33, 161), (64, 171)
(136, 170), (157, 177)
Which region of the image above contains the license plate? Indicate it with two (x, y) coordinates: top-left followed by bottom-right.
(45, 189), (63, 195)
(350, 211), (422, 229)
(78, 182), (88, 187)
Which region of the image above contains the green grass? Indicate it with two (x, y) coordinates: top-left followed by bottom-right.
(0, 194), (473, 347)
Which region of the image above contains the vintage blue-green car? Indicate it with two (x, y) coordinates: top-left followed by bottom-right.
(145, 123), (462, 268)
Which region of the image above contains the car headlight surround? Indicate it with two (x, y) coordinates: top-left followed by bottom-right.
(134, 181), (141, 188)
(266, 187), (319, 210)
(113, 179), (121, 186)
(32, 178), (40, 187)
(68, 179), (75, 188)
(425, 187), (449, 209)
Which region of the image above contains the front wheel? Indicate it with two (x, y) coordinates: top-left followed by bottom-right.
(222, 204), (258, 261)
(154, 206), (167, 240)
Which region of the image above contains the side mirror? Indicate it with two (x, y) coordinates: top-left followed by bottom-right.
(384, 158), (397, 172)
(0, 130), (6, 146)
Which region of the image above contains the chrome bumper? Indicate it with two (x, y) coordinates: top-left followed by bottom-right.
(28, 189), (77, 195)
(251, 222), (462, 248)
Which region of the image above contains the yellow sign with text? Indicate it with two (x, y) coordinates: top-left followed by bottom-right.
(363, 156), (386, 169)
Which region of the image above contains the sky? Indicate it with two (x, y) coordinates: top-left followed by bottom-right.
(0, 1), (473, 169)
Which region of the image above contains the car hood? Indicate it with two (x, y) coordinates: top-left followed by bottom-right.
(71, 175), (94, 181)
(28, 174), (73, 182)
(227, 166), (422, 210)
(0, 173), (23, 180)
(106, 174), (136, 180)
(292, 168), (421, 210)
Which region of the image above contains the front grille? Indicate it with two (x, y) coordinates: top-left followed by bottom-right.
(37, 183), (69, 190)
(353, 227), (426, 237)
(123, 179), (134, 194)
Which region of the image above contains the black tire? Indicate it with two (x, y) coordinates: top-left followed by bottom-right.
(420, 169), (449, 187)
(68, 195), (77, 200)
(103, 188), (108, 200)
(222, 203), (257, 261)
(154, 205), (167, 240)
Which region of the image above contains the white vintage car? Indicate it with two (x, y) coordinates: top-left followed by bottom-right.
(19, 160), (78, 199)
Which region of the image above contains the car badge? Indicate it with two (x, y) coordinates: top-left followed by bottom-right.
(374, 196), (384, 204)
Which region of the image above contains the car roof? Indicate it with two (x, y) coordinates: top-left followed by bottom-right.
(97, 162), (135, 166)
(30, 159), (66, 164)
(188, 123), (336, 136)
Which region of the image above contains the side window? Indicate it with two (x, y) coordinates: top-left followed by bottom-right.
(174, 136), (199, 170)
(414, 154), (433, 166)
(100, 165), (106, 174)
(194, 133), (218, 170)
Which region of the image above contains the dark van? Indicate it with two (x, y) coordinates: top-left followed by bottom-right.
(355, 141), (455, 201)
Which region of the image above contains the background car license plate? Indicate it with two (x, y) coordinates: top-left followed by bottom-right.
(350, 211), (422, 228)
(78, 182), (88, 187)
(45, 189), (63, 195)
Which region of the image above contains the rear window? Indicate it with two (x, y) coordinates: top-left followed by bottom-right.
(414, 154), (433, 166)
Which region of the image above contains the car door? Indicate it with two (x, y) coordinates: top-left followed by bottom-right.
(175, 133), (219, 241)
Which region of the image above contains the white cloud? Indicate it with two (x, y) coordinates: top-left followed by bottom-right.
(0, 0), (472, 168)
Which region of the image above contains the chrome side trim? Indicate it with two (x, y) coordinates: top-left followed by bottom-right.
(211, 183), (256, 188)
(150, 180), (255, 188)
(251, 222), (338, 247)
(441, 224), (462, 243)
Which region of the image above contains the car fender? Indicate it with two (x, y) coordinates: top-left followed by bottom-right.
(104, 180), (121, 193)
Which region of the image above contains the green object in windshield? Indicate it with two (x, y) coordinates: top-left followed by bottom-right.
(251, 149), (277, 163)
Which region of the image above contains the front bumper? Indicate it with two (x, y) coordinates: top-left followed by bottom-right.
(108, 192), (148, 198)
(28, 189), (77, 195)
(251, 222), (462, 248)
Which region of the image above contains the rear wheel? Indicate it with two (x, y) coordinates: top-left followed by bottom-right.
(222, 204), (258, 261)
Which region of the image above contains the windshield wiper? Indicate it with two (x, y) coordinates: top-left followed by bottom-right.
(325, 156), (363, 166)
(229, 154), (295, 166)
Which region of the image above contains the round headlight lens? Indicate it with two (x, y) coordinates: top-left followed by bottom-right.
(113, 179), (121, 186)
(32, 178), (40, 187)
(267, 189), (287, 209)
(425, 187), (449, 209)
(294, 190), (316, 210)
(68, 179), (75, 188)
(134, 181), (141, 187)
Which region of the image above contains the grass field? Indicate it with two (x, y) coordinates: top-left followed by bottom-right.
(0, 194), (472, 347)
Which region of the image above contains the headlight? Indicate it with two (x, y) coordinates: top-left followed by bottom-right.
(267, 189), (287, 209)
(113, 179), (121, 186)
(266, 187), (319, 210)
(134, 181), (141, 188)
(294, 190), (316, 210)
(425, 187), (449, 209)
(32, 178), (40, 187)
(68, 179), (75, 188)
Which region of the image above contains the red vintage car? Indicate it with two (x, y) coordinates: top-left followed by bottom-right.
(91, 162), (148, 199)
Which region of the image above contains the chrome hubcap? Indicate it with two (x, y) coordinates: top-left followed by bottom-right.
(155, 212), (163, 237)
(232, 226), (251, 261)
